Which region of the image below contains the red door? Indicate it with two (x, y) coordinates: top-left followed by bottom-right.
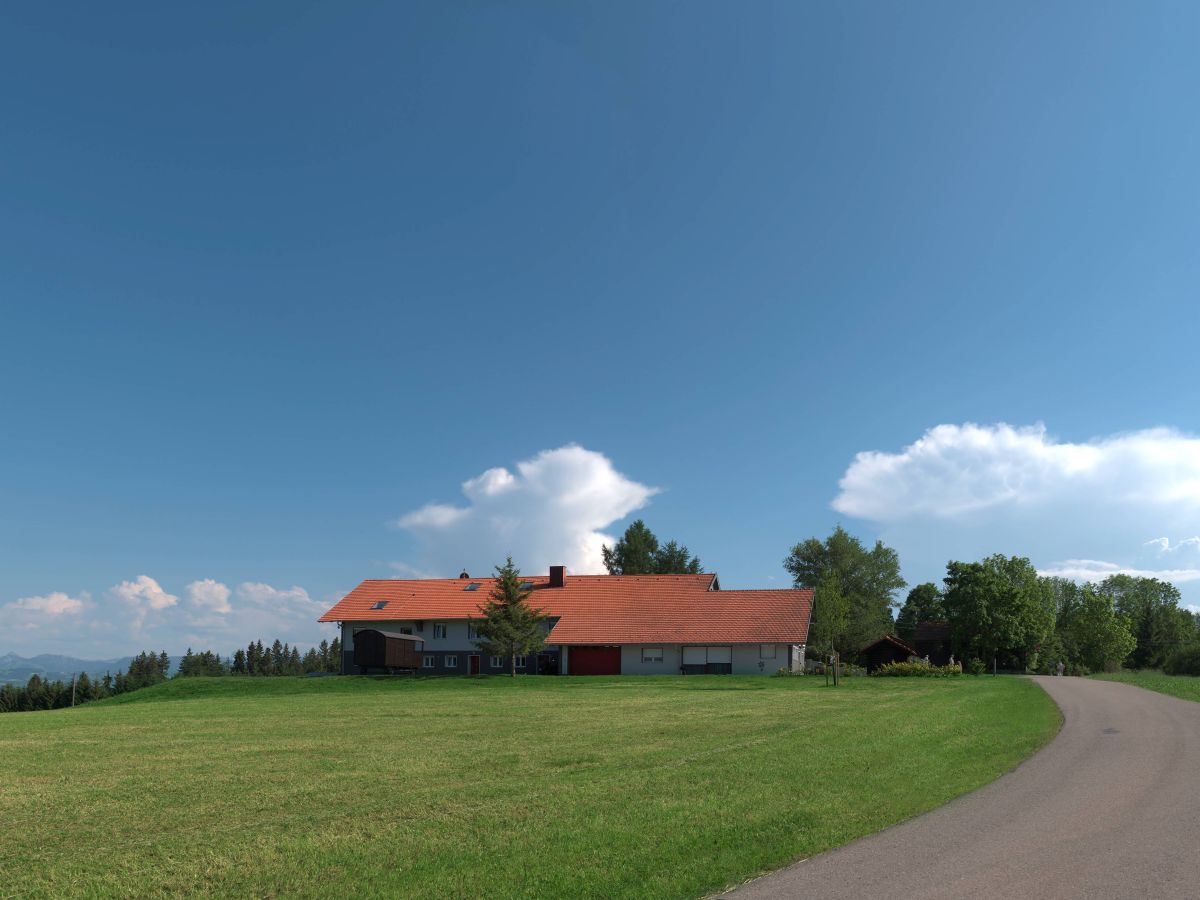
(468, 655), (480, 674)
(569, 646), (621, 675)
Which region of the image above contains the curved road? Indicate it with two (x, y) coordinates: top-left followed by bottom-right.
(732, 676), (1200, 899)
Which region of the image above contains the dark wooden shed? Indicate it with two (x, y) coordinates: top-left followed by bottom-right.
(353, 630), (425, 672)
(860, 634), (918, 672)
(913, 621), (953, 665)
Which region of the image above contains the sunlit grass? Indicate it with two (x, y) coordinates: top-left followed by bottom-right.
(0, 675), (1058, 899)
(1091, 670), (1200, 703)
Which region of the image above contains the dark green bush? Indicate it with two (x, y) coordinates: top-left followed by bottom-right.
(967, 658), (987, 676)
(1163, 646), (1200, 676)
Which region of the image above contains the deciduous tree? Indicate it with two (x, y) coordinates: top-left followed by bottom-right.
(942, 555), (1055, 668)
(783, 526), (904, 652)
(895, 583), (944, 642)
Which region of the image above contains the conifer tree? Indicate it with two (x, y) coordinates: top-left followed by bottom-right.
(474, 558), (548, 676)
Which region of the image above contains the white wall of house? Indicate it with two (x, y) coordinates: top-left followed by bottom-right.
(620, 644), (682, 674)
(342, 619), (556, 653)
(731, 643), (789, 675)
(342, 619), (476, 652)
(341, 624), (799, 675)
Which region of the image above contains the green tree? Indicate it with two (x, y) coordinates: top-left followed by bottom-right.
(809, 570), (851, 660)
(473, 558), (548, 676)
(1095, 574), (1196, 668)
(895, 582), (944, 642)
(1049, 578), (1136, 672)
(602, 521), (702, 575)
(653, 540), (702, 575)
(783, 526), (905, 652)
(942, 555), (1055, 669)
(602, 520), (658, 574)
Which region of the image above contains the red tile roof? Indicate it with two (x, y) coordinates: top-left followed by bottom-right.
(319, 574), (811, 645)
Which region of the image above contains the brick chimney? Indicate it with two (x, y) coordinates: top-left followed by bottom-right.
(549, 565), (567, 588)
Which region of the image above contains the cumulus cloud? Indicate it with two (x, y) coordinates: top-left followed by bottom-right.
(110, 575), (179, 611)
(7, 591), (89, 616)
(834, 424), (1200, 521)
(832, 423), (1200, 608)
(394, 444), (658, 576)
(186, 579), (232, 614)
(0, 591), (96, 647)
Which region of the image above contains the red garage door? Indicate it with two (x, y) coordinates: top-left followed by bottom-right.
(569, 646), (621, 675)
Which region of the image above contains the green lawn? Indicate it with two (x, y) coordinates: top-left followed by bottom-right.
(0, 675), (1058, 899)
(1091, 670), (1200, 703)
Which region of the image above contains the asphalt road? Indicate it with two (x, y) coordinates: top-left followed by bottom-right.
(731, 676), (1200, 899)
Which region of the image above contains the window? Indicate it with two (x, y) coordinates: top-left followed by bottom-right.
(464, 582), (481, 592)
(682, 646), (733, 675)
(370, 601), (388, 610)
(515, 655), (527, 668)
(760, 644), (777, 660)
(444, 655), (458, 668)
(423, 656), (435, 669)
(519, 581), (534, 590)
(433, 623), (447, 639)
(490, 655), (504, 668)
(467, 622), (478, 639)
(400, 627), (413, 635)
(642, 647), (664, 663)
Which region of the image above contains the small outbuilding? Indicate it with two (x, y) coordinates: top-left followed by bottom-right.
(860, 634), (919, 672)
(352, 629), (425, 673)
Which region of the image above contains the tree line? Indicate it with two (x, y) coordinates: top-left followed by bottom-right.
(790, 526), (1200, 675)
(0, 650), (171, 713)
(0, 637), (342, 713)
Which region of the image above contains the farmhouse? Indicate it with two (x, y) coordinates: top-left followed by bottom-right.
(318, 566), (811, 675)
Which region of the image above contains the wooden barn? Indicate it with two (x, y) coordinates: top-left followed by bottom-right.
(352, 630), (425, 672)
(860, 634), (918, 672)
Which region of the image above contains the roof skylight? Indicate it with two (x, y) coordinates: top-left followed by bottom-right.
(464, 582), (481, 591)
(370, 601), (389, 610)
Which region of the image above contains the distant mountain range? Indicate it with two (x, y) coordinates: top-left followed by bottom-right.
(0, 652), (181, 685)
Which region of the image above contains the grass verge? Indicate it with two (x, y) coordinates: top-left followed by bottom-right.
(1091, 670), (1200, 703)
(0, 675), (1058, 899)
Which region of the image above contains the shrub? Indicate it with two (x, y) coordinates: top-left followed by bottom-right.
(772, 666), (800, 677)
(967, 658), (987, 676)
(1164, 646), (1200, 676)
(872, 661), (961, 677)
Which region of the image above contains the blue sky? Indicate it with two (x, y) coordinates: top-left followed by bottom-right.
(3, 2), (1200, 658)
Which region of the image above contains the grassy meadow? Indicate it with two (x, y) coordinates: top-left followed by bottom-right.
(0, 675), (1058, 899)
(1091, 670), (1200, 703)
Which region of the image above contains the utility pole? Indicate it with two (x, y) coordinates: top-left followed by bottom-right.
(70, 673), (77, 707)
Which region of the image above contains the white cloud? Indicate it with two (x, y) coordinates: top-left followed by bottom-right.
(111, 575), (179, 611)
(834, 423), (1200, 521)
(394, 444), (658, 576)
(2, 575), (337, 659)
(832, 423), (1200, 608)
(1038, 559), (1200, 584)
(186, 579), (232, 614)
(236, 581), (318, 610)
(5, 591), (89, 617)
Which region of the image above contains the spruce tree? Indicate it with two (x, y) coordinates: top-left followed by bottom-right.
(474, 558), (548, 676)
(602, 521), (703, 575)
